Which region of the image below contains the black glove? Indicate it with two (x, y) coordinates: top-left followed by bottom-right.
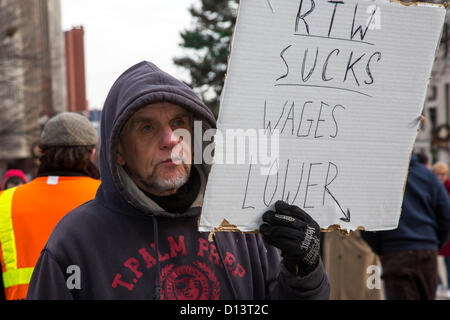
(260, 200), (321, 277)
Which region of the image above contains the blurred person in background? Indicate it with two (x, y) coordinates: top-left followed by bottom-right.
(0, 112), (101, 300)
(432, 161), (450, 298)
(1, 170), (27, 190)
(432, 162), (450, 195)
(362, 155), (450, 300)
(415, 152), (430, 169)
(323, 230), (384, 300)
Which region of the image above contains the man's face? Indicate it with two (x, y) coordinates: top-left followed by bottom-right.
(117, 103), (193, 196)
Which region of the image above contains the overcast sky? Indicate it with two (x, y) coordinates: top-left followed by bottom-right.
(61, 0), (198, 109)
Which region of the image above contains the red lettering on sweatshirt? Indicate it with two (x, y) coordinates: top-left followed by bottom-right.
(138, 247), (157, 269)
(112, 273), (134, 291)
(112, 234), (248, 293)
(124, 257), (143, 278)
(224, 251), (236, 271)
(150, 243), (170, 262)
(209, 243), (220, 265)
(197, 237), (209, 258)
(168, 235), (187, 257)
(233, 263), (246, 278)
(224, 251), (246, 278)
(197, 238), (221, 266)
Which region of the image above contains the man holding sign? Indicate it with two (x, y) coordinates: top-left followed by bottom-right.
(26, 61), (329, 300)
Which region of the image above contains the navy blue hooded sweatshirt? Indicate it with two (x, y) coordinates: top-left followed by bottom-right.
(26, 61), (329, 300)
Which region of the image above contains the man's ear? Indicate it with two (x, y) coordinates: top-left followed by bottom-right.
(117, 143), (126, 166)
(90, 148), (96, 162)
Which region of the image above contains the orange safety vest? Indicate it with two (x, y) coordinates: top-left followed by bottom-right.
(0, 176), (100, 300)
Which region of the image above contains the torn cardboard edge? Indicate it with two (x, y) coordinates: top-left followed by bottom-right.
(207, 219), (256, 242)
(206, 219), (366, 242)
(391, 0), (447, 8)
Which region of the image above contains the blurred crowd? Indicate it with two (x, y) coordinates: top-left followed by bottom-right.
(323, 152), (450, 300)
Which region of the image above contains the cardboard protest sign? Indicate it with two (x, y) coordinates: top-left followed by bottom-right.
(198, 0), (446, 233)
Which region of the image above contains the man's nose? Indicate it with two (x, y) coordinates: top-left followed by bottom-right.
(159, 125), (180, 150)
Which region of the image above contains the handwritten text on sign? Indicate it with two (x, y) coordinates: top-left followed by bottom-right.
(199, 0), (445, 232)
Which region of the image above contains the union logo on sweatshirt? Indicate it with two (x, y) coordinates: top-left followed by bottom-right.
(111, 234), (246, 299)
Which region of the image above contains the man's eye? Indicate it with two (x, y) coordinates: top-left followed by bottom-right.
(142, 124), (152, 132)
(173, 119), (185, 127)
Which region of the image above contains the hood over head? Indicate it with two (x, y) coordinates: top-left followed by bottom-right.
(98, 61), (216, 217)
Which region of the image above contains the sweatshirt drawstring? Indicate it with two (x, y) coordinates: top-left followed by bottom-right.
(152, 216), (161, 300)
(213, 233), (238, 300)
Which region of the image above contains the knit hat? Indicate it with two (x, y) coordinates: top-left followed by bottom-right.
(40, 112), (98, 147)
(1, 169), (28, 190)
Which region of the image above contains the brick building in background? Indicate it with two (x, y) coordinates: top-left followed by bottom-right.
(64, 26), (88, 115)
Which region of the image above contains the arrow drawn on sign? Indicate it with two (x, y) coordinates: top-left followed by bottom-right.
(266, 0), (275, 14)
(324, 186), (351, 222)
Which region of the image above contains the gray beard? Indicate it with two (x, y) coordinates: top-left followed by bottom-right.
(139, 164), (190, 193)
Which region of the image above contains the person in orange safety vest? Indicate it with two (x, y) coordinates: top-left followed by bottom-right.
(0, 112), (101, 299)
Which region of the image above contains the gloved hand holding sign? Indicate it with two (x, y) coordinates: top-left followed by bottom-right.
(260, 200), (321, 277)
